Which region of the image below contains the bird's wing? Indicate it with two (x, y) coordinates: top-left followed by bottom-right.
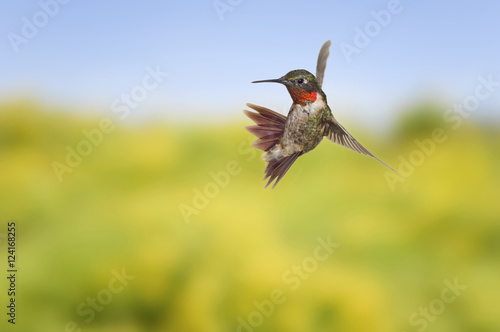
(316, 40), (332, 89)
(244, 103), (286, 151)
(324, 117), (396, 172)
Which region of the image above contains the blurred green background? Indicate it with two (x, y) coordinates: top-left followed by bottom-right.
(0, 98), (499, 332)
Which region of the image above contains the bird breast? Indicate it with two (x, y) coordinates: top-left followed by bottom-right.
(280, 97), (328, 155)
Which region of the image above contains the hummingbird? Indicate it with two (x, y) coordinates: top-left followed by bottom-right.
(244, 40), (395, 188)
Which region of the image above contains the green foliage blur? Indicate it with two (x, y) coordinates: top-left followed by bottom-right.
(0, 99), (499, 332)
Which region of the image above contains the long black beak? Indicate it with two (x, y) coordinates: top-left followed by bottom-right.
(252, 78), (284, 84)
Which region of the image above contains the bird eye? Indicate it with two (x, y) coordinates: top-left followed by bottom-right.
(297, 78), (304, 84)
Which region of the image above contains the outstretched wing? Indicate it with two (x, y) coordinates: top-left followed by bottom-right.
(316, 40), (332, 89)
(324, 118), (396, 172)
(244, 103), (286, 151)
(244, 103), (301, 188)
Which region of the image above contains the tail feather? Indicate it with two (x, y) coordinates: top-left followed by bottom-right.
(244, 103), (298, 188)
(244, 103), (286, 152)
(264, 152), (302, 189)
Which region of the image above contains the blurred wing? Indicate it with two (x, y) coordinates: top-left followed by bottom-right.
(244, 103), (286, 151)
(316, 40), (332, 89)
(324, 118), (396, 172)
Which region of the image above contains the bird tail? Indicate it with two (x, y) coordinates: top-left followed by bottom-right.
(263, 152), (302, 188)
(244, 103), (301, 188)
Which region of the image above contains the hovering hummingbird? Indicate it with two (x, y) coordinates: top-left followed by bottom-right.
(244, 40), (395, 188)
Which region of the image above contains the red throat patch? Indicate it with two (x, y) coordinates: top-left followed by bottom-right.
(287, 87), (317, 104)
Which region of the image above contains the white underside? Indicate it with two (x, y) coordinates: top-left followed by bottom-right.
(264, 94), (327, 162)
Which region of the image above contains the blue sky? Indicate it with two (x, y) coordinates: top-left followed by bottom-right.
(1, 0), (499, 127)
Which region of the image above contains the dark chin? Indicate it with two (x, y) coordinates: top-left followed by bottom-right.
(285, 86), (300, 101)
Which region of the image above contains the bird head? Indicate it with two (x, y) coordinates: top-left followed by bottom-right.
(253, 69), (321, 105)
